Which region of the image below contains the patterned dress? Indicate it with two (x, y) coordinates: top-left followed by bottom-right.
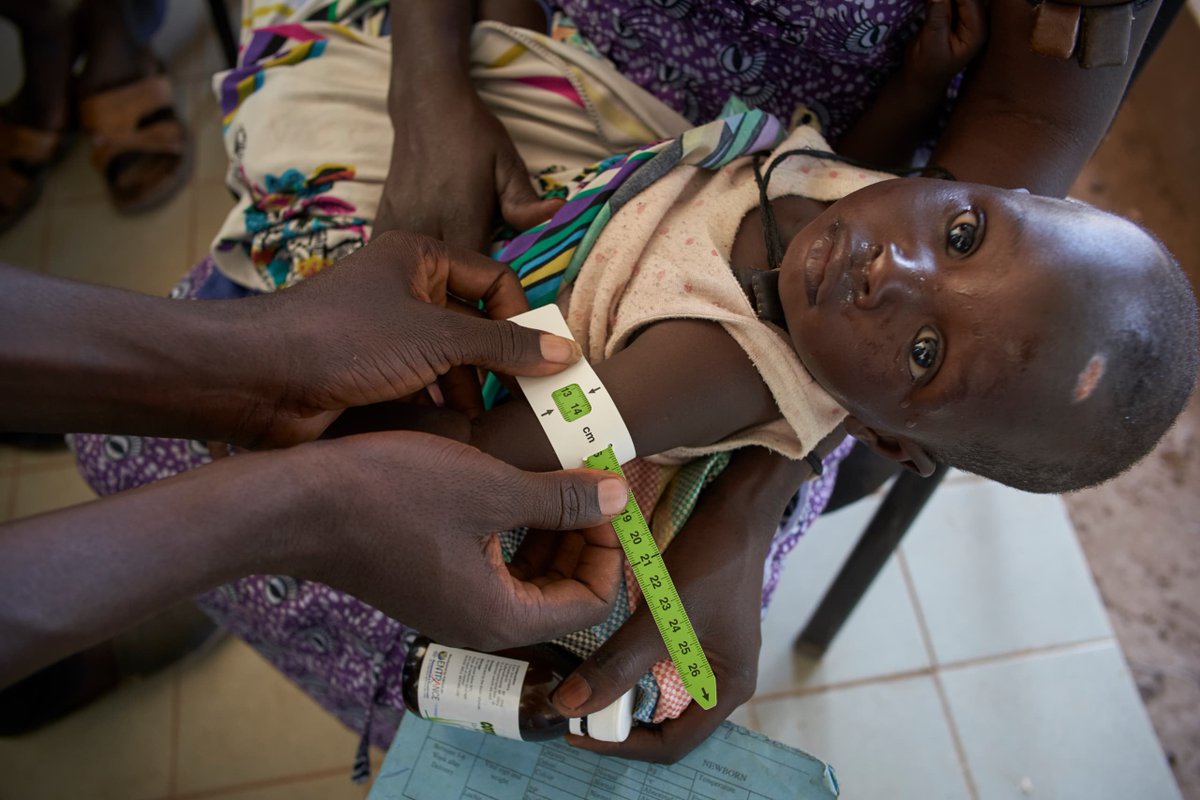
(549, 0), (932, 138)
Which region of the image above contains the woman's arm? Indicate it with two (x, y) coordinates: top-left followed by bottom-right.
(934, 0), (1161, 195)
(379, 1), (560, 246)
(552, 444), (832, 762)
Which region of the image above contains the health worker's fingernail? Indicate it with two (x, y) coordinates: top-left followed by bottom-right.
(540, 333), (582, 365)
(555, 675), (592, 711)
(598, 478), (628, 515)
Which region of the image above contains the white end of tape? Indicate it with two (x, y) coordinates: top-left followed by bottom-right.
(509, 305), (636, 469)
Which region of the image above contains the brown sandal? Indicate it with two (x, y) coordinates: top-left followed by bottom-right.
(79, 73), (191, 214)
(0, 121), (69, 234)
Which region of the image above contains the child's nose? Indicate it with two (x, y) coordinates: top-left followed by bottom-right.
(855, 242), (922, 310)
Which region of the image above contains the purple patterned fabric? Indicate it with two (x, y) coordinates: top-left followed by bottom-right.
(762, 435), (857, 611)
(550, 0), (928, 140)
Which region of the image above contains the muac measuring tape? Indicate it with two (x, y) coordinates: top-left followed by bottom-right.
(510, 305), (717, 710)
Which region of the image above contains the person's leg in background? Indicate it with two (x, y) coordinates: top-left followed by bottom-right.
(0, 0), (188, 232)
(0, 2), (75, 233)
(75, 0), (190, 213)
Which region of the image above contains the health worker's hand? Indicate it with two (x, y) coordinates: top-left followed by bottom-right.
(237, 230), (579, 448)
(550, 448), (814, 762)
(307, 432), (629, 650)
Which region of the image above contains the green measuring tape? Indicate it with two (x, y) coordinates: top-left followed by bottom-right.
(508, 305), (717, 712)
(584, 445), (718, 710)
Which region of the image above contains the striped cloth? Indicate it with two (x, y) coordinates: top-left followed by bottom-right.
(495, 107), (786, 307)
(483, 105), (785, 407)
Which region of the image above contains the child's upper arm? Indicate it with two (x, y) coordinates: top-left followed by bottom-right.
(469, 319), (780, 471)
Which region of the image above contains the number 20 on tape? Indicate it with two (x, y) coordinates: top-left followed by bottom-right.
(585, 445), (717, 710)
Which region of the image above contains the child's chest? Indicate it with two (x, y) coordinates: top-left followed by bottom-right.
(730, 194), (829, 271)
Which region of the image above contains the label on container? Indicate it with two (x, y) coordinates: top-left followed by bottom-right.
(415, 644), (527, 740)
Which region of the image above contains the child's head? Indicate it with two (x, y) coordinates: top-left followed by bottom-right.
(778, 178), (1199, 493)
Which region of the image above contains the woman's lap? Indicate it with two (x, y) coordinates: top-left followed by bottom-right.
(66, 12), (855, 750)
(67, 253), (853, 747)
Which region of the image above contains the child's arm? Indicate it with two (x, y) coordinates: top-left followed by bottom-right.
(469, 319), (784, 471)
(837, 0), (986, 167)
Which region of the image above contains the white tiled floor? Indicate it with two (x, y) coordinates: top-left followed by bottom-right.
(745, 479), (1183, 799)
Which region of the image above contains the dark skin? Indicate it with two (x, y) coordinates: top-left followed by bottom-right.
(457, 178), (1163, 477)
(379, 0), (1161, 763)
(780, 178), (1166, 473)
(0, 231), (643, 687)
(0, 231), (587, 448)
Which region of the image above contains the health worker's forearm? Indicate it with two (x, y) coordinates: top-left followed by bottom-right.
(0, 447), (319, 687)
(0, 263), (278, 444)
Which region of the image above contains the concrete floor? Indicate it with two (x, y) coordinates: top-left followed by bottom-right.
(1065, 11), (1200, 796)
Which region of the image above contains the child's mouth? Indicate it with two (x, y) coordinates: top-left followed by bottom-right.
(804, 221), (840, 307)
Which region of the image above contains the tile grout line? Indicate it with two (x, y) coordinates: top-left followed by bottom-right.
(752, 635), (1120, 704)
(896, 549), (979, 800)
(936, 636), (1116, 674)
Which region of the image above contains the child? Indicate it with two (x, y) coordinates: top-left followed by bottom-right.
(460, 143), (1199, 495)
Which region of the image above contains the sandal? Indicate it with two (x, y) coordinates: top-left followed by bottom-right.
(79, 73), (191, 214)
(0, 121), (69, 235)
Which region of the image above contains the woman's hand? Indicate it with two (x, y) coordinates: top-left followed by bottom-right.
(549, 448), (814, 762)
(377, 0), (561, 250)
(376, 92), (562, 250)
(0, 432), (631, 685)
(904, 0), (987, 90)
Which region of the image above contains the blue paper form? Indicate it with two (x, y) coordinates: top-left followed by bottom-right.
(368, 715), (839, 800)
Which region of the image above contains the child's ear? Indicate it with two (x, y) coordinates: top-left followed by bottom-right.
(844, 417), (938, 477)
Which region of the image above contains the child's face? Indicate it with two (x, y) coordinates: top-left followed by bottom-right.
(778, 178), (1134, 456)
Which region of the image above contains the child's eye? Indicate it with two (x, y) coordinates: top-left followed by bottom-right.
(909, 327), (941, 379)
(947, 209), (982, 255)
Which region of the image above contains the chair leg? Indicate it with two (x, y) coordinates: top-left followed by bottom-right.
(207, 0), (238, 69)
(796, 463), (949, 656)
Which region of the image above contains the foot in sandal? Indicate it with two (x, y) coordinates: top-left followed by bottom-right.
(75, 0), (191, 214)
(79, 73), (192, 214)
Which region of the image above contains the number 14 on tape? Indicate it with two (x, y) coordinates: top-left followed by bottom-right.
(585, 445), (717, 710)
